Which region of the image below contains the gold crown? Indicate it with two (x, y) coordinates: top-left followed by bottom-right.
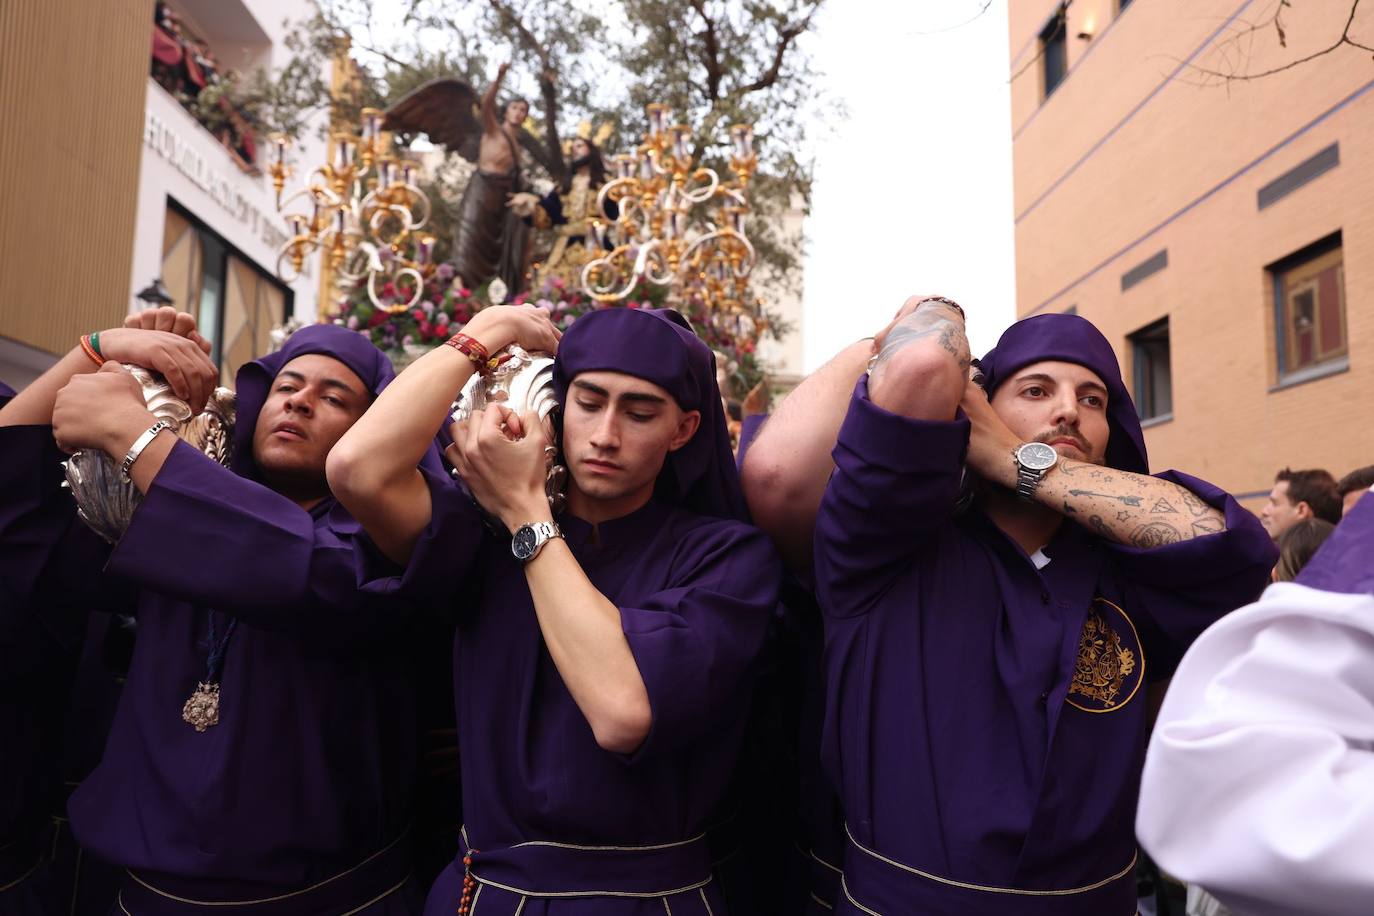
(563, 120), (615, 154)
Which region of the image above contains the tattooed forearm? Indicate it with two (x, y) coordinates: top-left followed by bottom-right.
(1039, 458), (1228, 548)
(870, 306), (971, 378)
(1067, 489), (1143, 507)
(1130, 522), (1183, 549)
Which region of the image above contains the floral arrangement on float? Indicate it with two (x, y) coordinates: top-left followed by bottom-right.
(330, 260), (773, 391)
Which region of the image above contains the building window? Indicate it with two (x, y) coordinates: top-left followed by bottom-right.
(161, 201), (291, 385)
(1129, 318), (1172, 422)
(1040, 7), (1068, 99)
(1270, 233), (1346, 382)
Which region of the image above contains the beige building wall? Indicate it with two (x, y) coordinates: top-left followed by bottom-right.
(1010, 0), (1374, 508)
(0, 0), (151, 378)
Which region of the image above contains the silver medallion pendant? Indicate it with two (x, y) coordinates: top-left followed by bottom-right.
(182, 682), (221, 732)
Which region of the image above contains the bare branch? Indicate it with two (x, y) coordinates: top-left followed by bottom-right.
(1008, 1), (1072, 84)
(1180, 0), (1372, 85)
(737, 3), (822, 95)
(911, 0), (994, 37)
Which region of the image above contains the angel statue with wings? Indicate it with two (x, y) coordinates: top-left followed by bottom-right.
(385, 63), (532, 301)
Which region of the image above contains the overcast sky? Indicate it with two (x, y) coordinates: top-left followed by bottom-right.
(799, 0), (1016, 371)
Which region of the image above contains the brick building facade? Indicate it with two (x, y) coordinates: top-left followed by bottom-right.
(1009, 0), (1374, 508)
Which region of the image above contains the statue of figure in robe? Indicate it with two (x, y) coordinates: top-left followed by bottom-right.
(506, 132), (618, 294)
(384, 64), (531, 301)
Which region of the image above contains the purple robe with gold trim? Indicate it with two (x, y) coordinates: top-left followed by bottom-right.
(376, 481), (779, 915)
(813, 378), (1274, 915)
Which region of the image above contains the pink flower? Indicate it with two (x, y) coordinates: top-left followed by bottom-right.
(347, 315), (360, 330)
(436, 263), (455, 281)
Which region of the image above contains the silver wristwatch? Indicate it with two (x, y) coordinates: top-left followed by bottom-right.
(1013, 442), (1058, 501)
(511, 520), (562, 562)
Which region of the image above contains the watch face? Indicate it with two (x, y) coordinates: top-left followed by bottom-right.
(512, 525), (538, 560)
(1018, 442), (1059, 471)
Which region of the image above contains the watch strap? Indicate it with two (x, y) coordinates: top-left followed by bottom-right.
(517, 520), (563, 561)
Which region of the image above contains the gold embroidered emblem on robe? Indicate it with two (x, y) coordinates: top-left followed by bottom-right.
(1067, 599), (1143, 713)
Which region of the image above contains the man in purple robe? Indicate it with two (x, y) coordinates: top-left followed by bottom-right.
(328, 304), (781, 914)
(743, 298), (1275, 914)
(0, 311), (435, 914)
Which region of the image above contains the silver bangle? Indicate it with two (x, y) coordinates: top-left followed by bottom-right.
(120, 419), (175, 482)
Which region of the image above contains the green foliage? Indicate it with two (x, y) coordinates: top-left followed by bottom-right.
(248, 1), (826, 378)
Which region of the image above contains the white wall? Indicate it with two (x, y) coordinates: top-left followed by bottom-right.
(129, 0), (327, 321)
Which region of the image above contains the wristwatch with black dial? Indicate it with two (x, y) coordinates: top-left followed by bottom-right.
(511, 520), (562, 562)
(1013, 442), (1059, 501)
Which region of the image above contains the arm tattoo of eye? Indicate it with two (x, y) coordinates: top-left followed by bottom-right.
(1130, 522), (1183, 549)
(1068, 489), (1143, 507)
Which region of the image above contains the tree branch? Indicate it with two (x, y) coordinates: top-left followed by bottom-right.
(688, 0), (725, 102)
(1181, 0), (1372, 85)
(738, 2), (822, 95)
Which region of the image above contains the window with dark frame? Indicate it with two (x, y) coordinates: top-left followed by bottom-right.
(1269, 233), (1346, 381)
(1129, 318), (1172, 422)
(161, 201), (293, 386)
(1040, 7), (1068, 99)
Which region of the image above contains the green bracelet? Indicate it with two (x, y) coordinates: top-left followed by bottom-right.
(88, 331), (102, 357)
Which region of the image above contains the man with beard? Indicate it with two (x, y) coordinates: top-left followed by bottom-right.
(742, 301), (1275, 914)
(452, 62), (531, 300)
(508, 135), (617, 292)
(0, 313), (438, 914)
(328, 305), (781, 914)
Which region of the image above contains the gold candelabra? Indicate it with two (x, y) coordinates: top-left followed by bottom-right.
(582, 105), (758, 321)
(267, 108), (435, 315)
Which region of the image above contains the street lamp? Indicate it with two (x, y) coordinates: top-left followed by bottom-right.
(135, 277), (175, 309)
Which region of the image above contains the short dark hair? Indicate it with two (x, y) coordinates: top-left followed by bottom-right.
(1275, 467), (1342, 523)
(500, 97), (529, 119)
(1336, 464), (1374, 497)
(1274, 517), (1336, 582)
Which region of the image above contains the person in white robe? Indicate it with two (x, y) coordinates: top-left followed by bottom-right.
(1137, 486), (1374, 916)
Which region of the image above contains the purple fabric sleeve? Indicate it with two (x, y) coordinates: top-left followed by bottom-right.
(352, 463), (487, 605)
(620, 522), (780, 761)
(1100, 469), (1276, 667)
(814, 377), (970, 617)
(734, 413), (767, 470)
(105, 441), (418, 639)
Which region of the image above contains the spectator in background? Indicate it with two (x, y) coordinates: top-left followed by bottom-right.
(1273, 518), (1336, 582)
(1336, 464), (1374, 517)
(1259, 467), (1341, 541)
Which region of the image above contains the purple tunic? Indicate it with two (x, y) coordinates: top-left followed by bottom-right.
(381, 474), (779, 915)
(0, 327), (440, 914)
(813, 380), (1274, 915)
(0, 384), (76, 911)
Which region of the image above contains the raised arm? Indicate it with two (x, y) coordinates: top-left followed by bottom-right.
(480, 62), (510, 135)
(0, 307), (217, 428)
(740, 296), (967, 571)
(738, 340), (866, 570)
(327, 305), (559, 564)
(958, 383), (1229, 547)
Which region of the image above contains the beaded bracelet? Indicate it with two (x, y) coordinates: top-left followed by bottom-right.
(79, 334), (105, 367)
